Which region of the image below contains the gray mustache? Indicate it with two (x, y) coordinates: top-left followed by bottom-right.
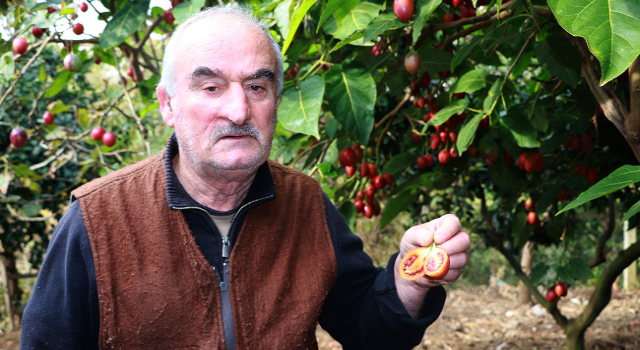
(211, 124), (261, 141)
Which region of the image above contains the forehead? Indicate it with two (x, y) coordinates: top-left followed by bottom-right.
(174, 16), (277, 80)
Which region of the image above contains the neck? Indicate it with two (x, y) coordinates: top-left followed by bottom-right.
(172, 154), (258, 211)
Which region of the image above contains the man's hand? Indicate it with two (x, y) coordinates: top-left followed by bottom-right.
(394, 214), (470, 319)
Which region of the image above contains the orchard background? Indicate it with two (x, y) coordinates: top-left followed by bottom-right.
(1, 0), (640, 349)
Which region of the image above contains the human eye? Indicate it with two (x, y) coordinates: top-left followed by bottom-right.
(205, 86), (218, 92)
(249, 85), (263, 92)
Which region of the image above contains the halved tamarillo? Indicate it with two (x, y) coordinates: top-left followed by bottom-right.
(399, 242), (450, 280)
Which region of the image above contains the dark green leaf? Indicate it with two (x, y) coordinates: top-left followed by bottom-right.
(557, 257), (593, 282)
(557, 165), (640, 215)
(100, 0), (150, 49)
(483, 79), (502, 113)
(325, 64), (376, 145)
(456, 113), (483, 154)
(452, 69), (489, 93)
(382, 153), (416, 178)
(412, 0), (442, 43)
(363, 13), (402, 43)
(45, 70), (72, 98)
(512, 211), (532, 249)
(501, 108), (540, 148)
(451, 36), (481, 72)
(317, 0), (345, 32)
(426, 99), (468, 127)
(530, 262), (549, 286)
(381, 190), (418, 229)
(534, 33), (581, 88)
(278, 75), (325, 138)
(548, 0), (640, 84)
(622, 199), (640, 222)
(418, 48), (454, 74)
(325, 116), (340, 139)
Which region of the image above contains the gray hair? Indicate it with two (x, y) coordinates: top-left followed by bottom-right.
(159, 4), (284, 98)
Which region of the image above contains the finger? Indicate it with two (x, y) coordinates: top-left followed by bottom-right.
(436, 231), (471, 255)
(447, 252), (469, 270)
(412, 268), (465, 288)
(433, 214), (461, 244)
(401, 224), (435, 252)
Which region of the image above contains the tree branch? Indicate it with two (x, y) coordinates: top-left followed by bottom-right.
(589, 194), (616, 268)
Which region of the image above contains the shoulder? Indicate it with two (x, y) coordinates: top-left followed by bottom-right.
(72, 151), (165, 200)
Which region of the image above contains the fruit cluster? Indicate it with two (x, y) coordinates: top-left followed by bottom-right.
(546, 282), (568, 303)
(91, 127), (117, 147)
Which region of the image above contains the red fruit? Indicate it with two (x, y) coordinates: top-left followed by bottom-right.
(393, 0), (415, 23)
(365, 184), (376, 197)
(12, 37), (28, 55)
(164, 9), (175, 25)
(439, 131), (448, 144)
(363, 204), (373, 218)
(322, 64), (330, 72)
(438, 149), (451, 165)
(557, 188), (567, 202)
(481, 142), (499, 164)
(371, 202), (381, 216)
(79, 2), (88, 11)
(573, 164), (581, 175)
(581, 132), (592, 153)
(468, 7), (476, 16)
(581, 164), (590, 177)
(71, 13), (78, 20)
(368, 163), (378, 178)
(460, 5), (469, 17)
(412, 133), (421, 143)
(404, 53), (421, 75)
(524, 156), (537, 173)
(91, 127), (105, 141)
(416, 96), (426, 108)
(345, 165), (356, 177)
(531, 151), (544, 171)
(555, 282), (568, 297)
(445, 117), (457, 129)
(443, 13), (454, 23)
(42, 112), (55, 125)
(171, 0), (182, 7)
(373, 176), (386, 190)
(587, 169), (598, 185)
(524, 198), (534, 211)
(94, 55), (102, 64)
(450, 147), (459, 158)
(354, 199), (364, 214)
(360, 162), (369, 177)
(63, 53), (81, 72)
(527, 211), (538, 225)
(73, 23), (84, 35)
(452, 0), (462, 7)
(424, 111), (434, 123)
(468, 144), (478, 158)
(449, 131), (457, 143)
(570, 135), (581, 151)
(504, 151), (514, 166)
(32, 26), (44, 39)
(546, 288), (558, 303)
(371, 44), (380, 56)
(517, 153), (528, 170)
(102, 131), (116, 147)
(441, 70), (451, 79)
(357, 190), (365, 199)
(424, 154), (434, 166)
(421, 74), (431, 87)
(478, 117), (490, 129)
(399, 245), (450, 280)
(351, 145), (363, 163)
(47, 6), (57, 13)
(383, 173), (394, 187)
(126, 67), (134, 78)
(430, 133), (441, 150)
(338, 148), (356, 167)
(10, 128), (28, 148)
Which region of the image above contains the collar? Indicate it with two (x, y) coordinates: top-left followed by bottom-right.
(163, 133), (275, 215)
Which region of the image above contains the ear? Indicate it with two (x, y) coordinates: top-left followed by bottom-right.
(157, 85), (175, 127)
(276, 95), (281, 110)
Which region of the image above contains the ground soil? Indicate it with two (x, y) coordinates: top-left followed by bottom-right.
(316, 285), (640, 350)
(1, 285), (638, 350)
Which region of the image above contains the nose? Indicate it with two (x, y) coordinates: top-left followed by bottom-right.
(220, 83), (251, 125)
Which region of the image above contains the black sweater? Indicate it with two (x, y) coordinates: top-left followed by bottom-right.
(20, 136), (446, 350)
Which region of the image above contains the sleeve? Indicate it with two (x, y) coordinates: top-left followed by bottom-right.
(20, 200), (100, 350)
(318, 193), (446, 350)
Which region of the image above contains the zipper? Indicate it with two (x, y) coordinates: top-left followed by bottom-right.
(172, 194), (272, 350)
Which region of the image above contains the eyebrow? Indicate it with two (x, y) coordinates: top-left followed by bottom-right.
(244, 68), (275, 82)
(188, 66), (276, 90)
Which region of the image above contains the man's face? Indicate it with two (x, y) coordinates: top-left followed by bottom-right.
(159, 16), (279, 173)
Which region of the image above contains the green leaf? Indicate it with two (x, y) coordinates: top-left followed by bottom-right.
(426, 99), (468, 127)
(483, 79), (502, 113)
(501, 108), (540, 148)
(50, 101), (69, 114)
(530, 262), (549, 286)
(38, 65), (46, 82)
(278, 75), (325, 138)
(380, 190), (418, 229)
(317, 0), (345, 32)
(339, 201), (356, 232)
(172, 0), (205, 24)
(282, 0), (319, 55)
(557, 257), (593, 282)
(512, 211), (532, 249)
(451, 36), (481, 72)
(325, 64), (376, 145)
(363, 13), (402, 43)
(330, 31), (365, 52)
(547, 0), (640, 84)
(534, 33), (581, 88)
(21, 203), (42, 217)
(45, 70), (72, 98)
(274, 0), (293, 40)
(318, 162), (339, 178)
(325, 116), (340, 139)
(452, 69), (489, 93)
(382, 153), (416, 178)
(99, 0), (150, 49)
(0, 52), (15, 88)
(456, 113), (483, 154)
(557, 165), (640, 215)
(412, 0), (442, 43)
(622, 199), (640, 222)
(418, 48), (454, 74)
(327, 1), (381, 40)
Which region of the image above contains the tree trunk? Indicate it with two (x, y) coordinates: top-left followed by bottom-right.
(565, 323), (586, 350)
(517, 241), (535, 305)
(2, 253), (23, 326)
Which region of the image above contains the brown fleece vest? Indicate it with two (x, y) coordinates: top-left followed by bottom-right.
(72, 152), (338, 349)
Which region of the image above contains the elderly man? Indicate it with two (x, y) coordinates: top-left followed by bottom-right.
(21, 5), (470, 350)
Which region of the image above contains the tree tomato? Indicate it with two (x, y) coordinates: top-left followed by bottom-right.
(368, 163), (378, 178)
(524, 198), (534, 212)
(528, 211), (538, 225)
(345, 165), (356, 177)
(338, 148), (356, 167)
(351, 144), (363, 163)
(424, 247), (450, 278)
(360, 162), (369, 177)
(555, 282), (568, 297)
(399, 243), (450, 280)
(354, 199), (364, 213)
(546, 288), (558, 303)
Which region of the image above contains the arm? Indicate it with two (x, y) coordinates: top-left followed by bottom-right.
(318, 193), (446, 350)
(20, 200), (99, 350)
